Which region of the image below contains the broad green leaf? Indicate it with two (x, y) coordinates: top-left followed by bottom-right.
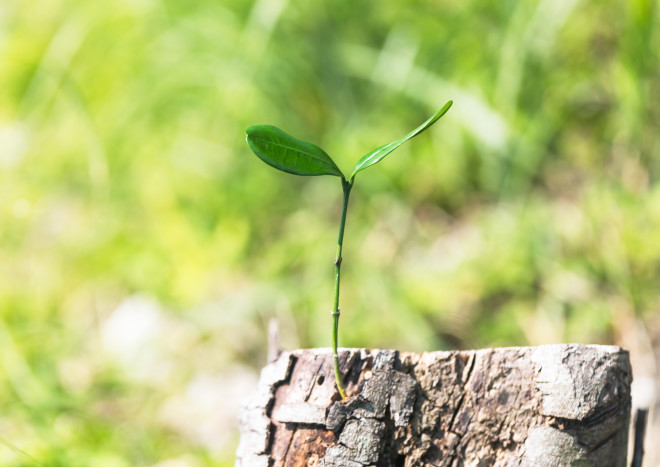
(350, 100), (453, 181)
(246, 125), (344, 178)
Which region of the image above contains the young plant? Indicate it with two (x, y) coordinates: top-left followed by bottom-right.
(246, 100), (453, 399)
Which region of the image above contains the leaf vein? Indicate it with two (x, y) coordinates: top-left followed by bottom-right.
(252, 137), (334, 167)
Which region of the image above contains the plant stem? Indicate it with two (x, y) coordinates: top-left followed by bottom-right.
(332, 177), (352, 400)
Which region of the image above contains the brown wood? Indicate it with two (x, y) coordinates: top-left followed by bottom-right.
(236, 344), (632, 466)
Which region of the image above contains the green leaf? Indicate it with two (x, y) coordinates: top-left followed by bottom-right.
(350, 100), (453, 182)
(246, 125), (344, 178)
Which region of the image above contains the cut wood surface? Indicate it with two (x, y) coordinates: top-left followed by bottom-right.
(236, 344), (631, 466)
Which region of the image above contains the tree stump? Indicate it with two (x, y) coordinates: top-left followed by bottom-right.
(236, 344), (632, 466)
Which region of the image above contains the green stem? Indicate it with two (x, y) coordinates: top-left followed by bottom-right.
(332, 177), (352, 400)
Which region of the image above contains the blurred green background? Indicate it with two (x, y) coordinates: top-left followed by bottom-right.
(1, 0), (659, 465)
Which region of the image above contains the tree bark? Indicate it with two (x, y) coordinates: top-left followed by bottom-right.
(236, 344), (631, 466)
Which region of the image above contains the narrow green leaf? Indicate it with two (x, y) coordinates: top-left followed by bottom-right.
(246, 125), (344, 178)
(350, 100), (453, 182)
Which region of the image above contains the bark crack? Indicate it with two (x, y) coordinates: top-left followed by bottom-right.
(281, 426), (297, 461)
(587, 430), (620, 455)
(447, 353), (476, 434)
(447, 393), (465, 433)
(304, 359), (324, 402)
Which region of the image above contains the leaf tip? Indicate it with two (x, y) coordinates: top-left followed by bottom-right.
(440, 100), (453, 114)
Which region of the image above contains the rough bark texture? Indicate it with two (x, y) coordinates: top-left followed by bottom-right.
(236, 344), (631, 466)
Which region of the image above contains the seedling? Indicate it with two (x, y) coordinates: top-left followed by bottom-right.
(246, 100), (453, 399)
